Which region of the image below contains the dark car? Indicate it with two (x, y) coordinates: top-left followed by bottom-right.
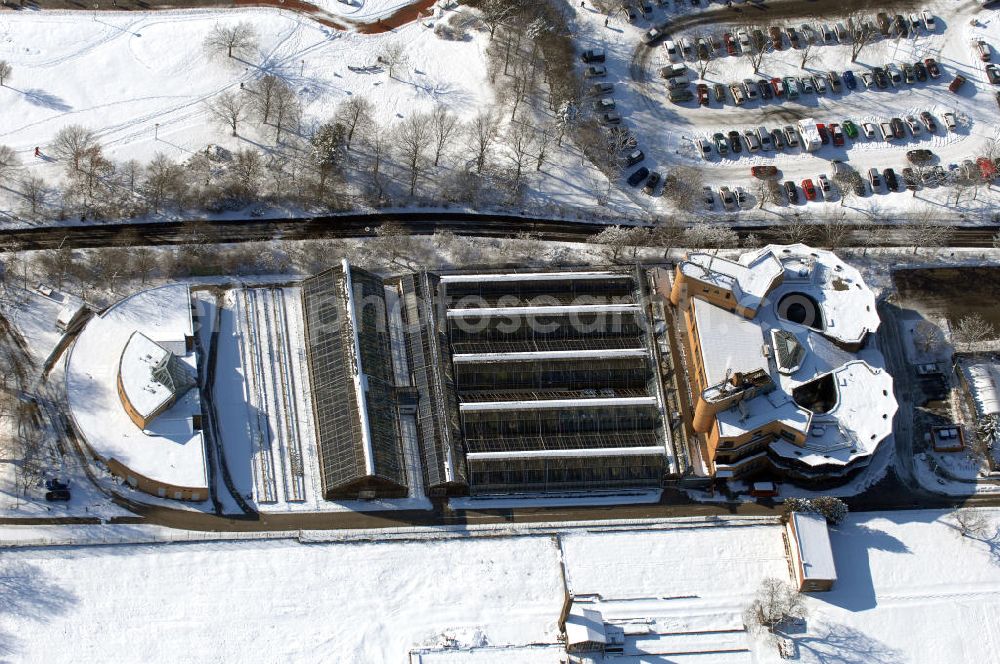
(842, 70), (857, 90)
(987, 64), (1000, 84)
(589, 82), (614, 96)
(758, 79), (773, 100)
(829, 123), (845, 146)
(45, 489), (71, 502)
(729, 130), (743, 154)
(772, 129), (786, 151)
(643, 171), (662, 194)
(873, 67), (890, 89)
(581, 48), (606, 63)
(584, 65), (607, 78)
(920, 111), (937, 132)
(627, 167), (650, 187)
(913, 61), (928, 82)
(624, 149), (645, 167)
(714, 83), (726, 103)
(46, 478), (69, 491)
(783, 180), (798, 203)
(883, 168), (899, 192)
(890, 117), (905, 138)
(924, 58), (941, 79)
(949, 74), (967, 93)
(697, 83), (710, 106)
(902, 167), (919, 190)
(713, 132), (729, 155)
(907, 149), (934, 164)
(828, 71), (843, 93)
(817, 123), (830, 145)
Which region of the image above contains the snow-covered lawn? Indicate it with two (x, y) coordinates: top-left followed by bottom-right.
(2, 511), (997, 663)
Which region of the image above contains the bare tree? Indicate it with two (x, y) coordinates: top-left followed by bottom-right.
(120, 159), (142, 194)
(130, 247), (157, 285)
(271, 83), (300, 144)
(799, 42), (818, 70)
(953, 313), (996, 354)
(207, 90), (249, 136)
(309, 121), (346, 199)
(205, 22), (258, 59)
(535, 123), (554, 171)
(20, 174), (46, 217)
(430, 104), (459, 167)
(480, 0), (516, 39)
(365, 126), (389, 201)
(467, 112), (498, 174)
(816, 213), (851, 250)
(952, 509), (991, 538)
(336, 97), (374, 149)
(50, 125), (97, 172)
(0, 60), (11, 87)
(847, 12), (878, 63)
(743, 577), (807, 635)
(661, 166), (705, 213)
(395, 113), (433, 197)
(900, 212), (951, 255)
(368, 221), (416, 268)
(913, 320), (945, 356)
(143, 153), (184, 213)
(683, 223), (739, 249)
(753, 178), (775, 209)
(504, 118), (535, 191)
(381, 42), (409, 79)
(590, 225), (644, 263)
(250, 74), (282, 125)
(229, 148), (263, 197)
(833, 165), (863, 207)
(741, 29), (768, 74)
(0, 144), (19, 186)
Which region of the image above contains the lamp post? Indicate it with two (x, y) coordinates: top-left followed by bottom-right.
(154, 122), (159, 140)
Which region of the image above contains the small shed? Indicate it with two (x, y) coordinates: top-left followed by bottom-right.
(565, 605), (607, 654)
(787, 511), (837, 592)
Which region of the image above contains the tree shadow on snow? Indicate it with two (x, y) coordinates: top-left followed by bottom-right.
(816, 523), (910, 612)
(793, 623), (905, 664)
(0, 559), (78, 657)
(18, 89), (73, 113)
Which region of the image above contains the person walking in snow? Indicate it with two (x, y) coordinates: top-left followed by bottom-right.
(34, 146), (40, 158)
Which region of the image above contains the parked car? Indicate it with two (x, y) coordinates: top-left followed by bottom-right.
(890, 117), (906, 138)
(589, 82), (614, 95)
(771, 77), (784, 97)
(783, 125), (800, 147)
(949, 74), (967, 93)
(751, 165), (778, 178)
(680, 37), (694, 59)
(976, 40), (991, 62)
(696, 38), (711, 60)
(921, 10), (935, 31)
(730, 83), (746, 105)
(828, 71), (843, 93)
(769, 26), (784, 50)
(907, 149), (934, 164)
(719, 186), (737, 211)
(843, 70), (858, 90)
(669, 88), (694, 102)
(879, 121), (895, 140)
(743, 78), (760, 101)
(919, 111), (937, 132)
(702, 185), (715, 209)
(905, 116), (922, 135)
(813, 75), (827, 94)
(642, 171), (662, 194)
(594, 97), (616, 111)
(783, 180), (799, 203)
(902, 167), (919, 190)
(800, 76), (815, 94)
(801, 24), (818, 45)
(723, 32), (738, 56)
(902, 63), (916, 84)
(816, 123), (829, 145)
(729, 130), (743, 154)
(862, 122), (877, 139)
(696, 138), (712, 158)
(995, 90), (1000, 111)
(986, 64), (1000, 84)
(45, 489), (71, 502)
(667, 76), (689, 90)
(913, 61), (928, 82)
(642, 25), (668, 44)
(885, 63), (903, 86)
(818, 173), (832, 195)
(737, 29), (752, 53)
(743, 129), (761, 152)
(659, 63), (687, 78)
(830, 123), (845, 146)
(843, 120), (859, 138)
(835, 22), (848, 42)
(943, 111), (957, 131)
(758, 79), (773, 100)
(625, 149), (646, 166)
(868, 167), (882, 190)
(872, 67), (889, 89)
(581, 48), (606, 63)
(627, 167), (650, 187)
(697, 83), (710, 106)
(757, 126), (774, 151)
(771, 128), (786, 151)
(783, 76), (800, 98)
(786, 26), (801, 49)
(861, 71), (875, 89)
(599, 111), (622, 125)
(664, 40), (679, 60)
(585, 65), (607, 78)
(802, 178), (817, 201)
(924, 57), (941, 79)
(713, 132), (729, 155)
(735, 186), (750, 208)
(714, 83), (726, 103)
(883, 168), (899, 191)
(821, 24), (835, 43)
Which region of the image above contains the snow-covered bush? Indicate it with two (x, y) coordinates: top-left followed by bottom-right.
(782, 496), (849, 525)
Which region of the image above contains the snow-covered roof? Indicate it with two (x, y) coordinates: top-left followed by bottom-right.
(679, 251), (783, 313)
(966, 364), (1000, 416)
(341, 259), (376, 476)
(451, 348), (648, 363)
(691, 298), (766, 386)
(440, 271), (629, 284)
(684, 245), (896, 471)
(565, 605), (606, 647)
(459, 397), (657, 412)
(446, 304), (639, 318)
(789, 511), (837, 582)
(119, 332), (181, 419)
(65, 284), (207, 491)
(466, 446), (665, 461)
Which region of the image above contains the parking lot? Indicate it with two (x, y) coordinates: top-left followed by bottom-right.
(573, 0), (1000, 218)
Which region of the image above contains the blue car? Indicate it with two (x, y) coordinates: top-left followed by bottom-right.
(842, 70), (857, 90)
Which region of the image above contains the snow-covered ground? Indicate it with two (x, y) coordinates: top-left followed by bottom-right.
(1, 511), (998, 663)
(572, 0), (1000, 219)
(310, 0), (425, 24)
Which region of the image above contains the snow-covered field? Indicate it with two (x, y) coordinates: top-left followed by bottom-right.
(572, 0), (1000, 219)
(1, 511), (997, 663)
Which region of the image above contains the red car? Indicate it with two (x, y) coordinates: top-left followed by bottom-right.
(771, 77), (784, 97)
(829, 123), (845, 147)
(723, 32), (737, 56)
(751, 165), (779, 178)
(949, 74), (967, 93)
(816, 123), (830, 145)
(802, 178), (818, 201)
(696, 83), (709, 106)
(924, 57), (941, 79)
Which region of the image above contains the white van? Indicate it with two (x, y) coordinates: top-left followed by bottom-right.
(664, 40), (678, 61)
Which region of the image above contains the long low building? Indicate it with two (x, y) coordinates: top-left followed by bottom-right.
(66, 284), (208, 501)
